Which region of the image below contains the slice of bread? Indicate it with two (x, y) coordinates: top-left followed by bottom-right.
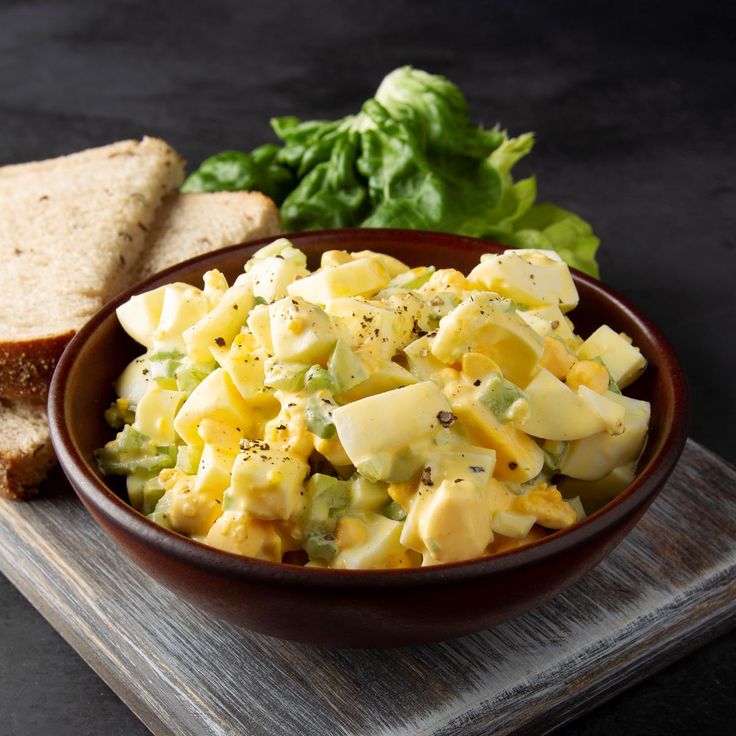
(0, 190), (281, 501)
(0, 137), (185, 400)
(0, 399), (56, 500)
(133, 191), (281, 280)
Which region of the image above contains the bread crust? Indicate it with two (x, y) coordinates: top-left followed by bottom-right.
(0, 331), (74, 399)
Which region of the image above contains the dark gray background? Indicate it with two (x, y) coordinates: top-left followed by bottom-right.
(1, 0), (734, 734)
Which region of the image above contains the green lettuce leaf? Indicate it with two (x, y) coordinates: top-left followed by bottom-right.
(181, 144), (294, 203)
(374, 66), (504, 157)
(357, 99), (504, 233)
(182, 66), (601, 277)
(280, 130), (369, 229)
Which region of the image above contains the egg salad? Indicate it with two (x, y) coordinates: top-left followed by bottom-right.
(96, 239), (650, 569)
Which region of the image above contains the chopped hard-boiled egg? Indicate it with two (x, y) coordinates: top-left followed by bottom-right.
(432, 293), (544, 388)
(468, 249), (579, 312)
(183, 275), (254, 362)
(287, 256), (390, 304)
(332, 381), (450, 481)
(116, 285), (168, 349)
(268, 296), (336, 364)
(227, 442), (309, 521)
(205, 511), (282, 561)
(98, 238), (650, 570)
(578, 325), (647, 388)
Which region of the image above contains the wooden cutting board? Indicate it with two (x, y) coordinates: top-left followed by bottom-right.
(0, 438), (734, 736)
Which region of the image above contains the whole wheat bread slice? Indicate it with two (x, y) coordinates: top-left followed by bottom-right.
(0, 399), (56, 500)
(133, 191), (280, 279)
(1, 189), (280, 500)
(0, 137), (185, 399)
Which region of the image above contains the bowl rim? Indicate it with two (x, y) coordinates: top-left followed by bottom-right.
(48, 228), (689, 590)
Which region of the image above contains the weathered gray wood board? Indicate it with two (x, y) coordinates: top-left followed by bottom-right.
(0, 438), (734, 736)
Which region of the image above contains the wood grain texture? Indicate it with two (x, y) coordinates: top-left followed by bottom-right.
(0, 438), (734, 736)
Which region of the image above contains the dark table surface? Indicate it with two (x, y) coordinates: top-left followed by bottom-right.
(1, 1), (734, 734)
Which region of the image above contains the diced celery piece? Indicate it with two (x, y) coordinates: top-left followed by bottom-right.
(304, 365), (337, 394)
(141, 476), (165, 515)
(263, 359), (309, 392)
(328, 339), (368, 394)
(175, 361), (215, 393)
(305, 396), (337, 439)
(149, 350), (186, 384)
(306, 474), (351, 524)
(176, 445), (202, 475)
(479, 373), (526, 423)
(127, 472), (166, 514)
(382, 500), (407, 522)
(117, 425), (149, 452)
(155, 444), (178, 465)
(148, 491), (173, 530)
(95, 425), (177, 476)
(542, 440), (568, 474)
(301, 474), (351, 562)
(96, 450), (176, 476)
(389, 266), (435, 291)
(126, 475), (145, 511)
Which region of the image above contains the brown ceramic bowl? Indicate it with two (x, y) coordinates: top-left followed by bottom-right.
(48, 229), (688, 647)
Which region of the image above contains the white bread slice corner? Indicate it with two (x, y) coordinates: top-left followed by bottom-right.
(132, 191), (281, 280)
(0, 137), (185, 400)
(1, 190), (281, 501)
(0, 399), (56, 500)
